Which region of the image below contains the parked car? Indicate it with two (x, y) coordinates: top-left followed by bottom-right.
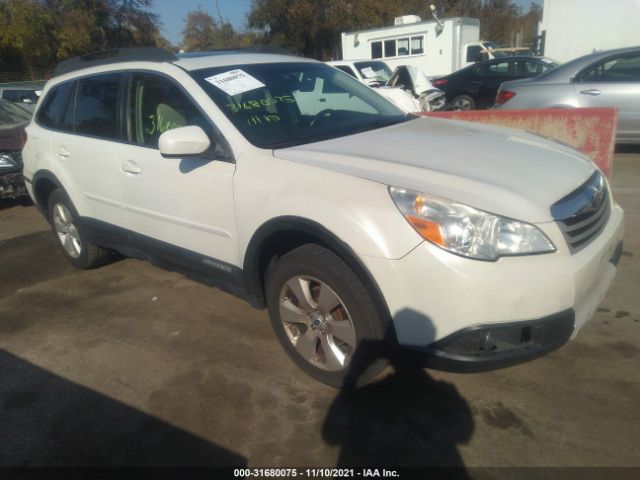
(0, 99), (30, 199)
(23, 48), (624, 386)
(495, 47), (640, 144)
(327, 60), (393, 87)
(432, 56), (558, 110)
(0, 83), (43, 112)
(328, 60), (446, 112)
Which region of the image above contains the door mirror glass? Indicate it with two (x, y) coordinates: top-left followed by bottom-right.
(159, 126), (211, 157)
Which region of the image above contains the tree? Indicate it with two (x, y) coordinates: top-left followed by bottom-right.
(246, 0), (536, 60)
(0, 0), (165, 79)
(181, 7), (239, 51)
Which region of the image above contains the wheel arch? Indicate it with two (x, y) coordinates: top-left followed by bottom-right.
(31, 170), (64, 218)
(243, 216), (393, 330)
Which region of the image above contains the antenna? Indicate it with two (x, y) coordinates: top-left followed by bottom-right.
(430, 4), (444, 36)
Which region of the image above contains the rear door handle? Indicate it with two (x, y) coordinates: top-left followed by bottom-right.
(56, 147), (70, 158)
(121, 161), (142, 175)
(579, 89), (601, 96)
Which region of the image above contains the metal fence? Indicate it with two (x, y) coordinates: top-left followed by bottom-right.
(0, 71), (52, 83)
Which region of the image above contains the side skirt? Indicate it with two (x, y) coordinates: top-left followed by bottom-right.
(79, 217), (260, 307)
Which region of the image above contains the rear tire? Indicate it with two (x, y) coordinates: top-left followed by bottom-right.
(47, 189), (111, 269)
(449, 94), (476, 111)
(265, 244), (389, 387)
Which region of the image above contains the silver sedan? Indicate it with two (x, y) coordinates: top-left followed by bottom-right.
(494, 46), (640, 144)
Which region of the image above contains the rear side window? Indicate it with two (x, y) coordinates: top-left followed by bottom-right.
(37, 82), (75, 131)
(75, 73), (121, 140)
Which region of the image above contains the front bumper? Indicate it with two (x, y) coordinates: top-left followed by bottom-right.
(0, 172), (27, 199)
(400, 309), (576, 372)
(360, 204), (624, 371)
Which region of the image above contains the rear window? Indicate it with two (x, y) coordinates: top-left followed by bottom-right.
(37, 82), (75, 131)
(75, 73), (121, 140)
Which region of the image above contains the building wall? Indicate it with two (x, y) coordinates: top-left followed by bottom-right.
(541, 0), (640, 62)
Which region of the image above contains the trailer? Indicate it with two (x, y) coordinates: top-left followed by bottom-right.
(538, 0), (640, 62)
(340, 15), (498, 77)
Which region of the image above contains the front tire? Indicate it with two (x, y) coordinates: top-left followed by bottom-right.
(47, 189), (111, 269)
(265, 244), (389, 387)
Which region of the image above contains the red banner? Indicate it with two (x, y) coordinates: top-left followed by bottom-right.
(421, 108), (617, 178)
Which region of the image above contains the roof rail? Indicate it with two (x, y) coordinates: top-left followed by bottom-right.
(53, 47), (178, 76)
(176, 46), (299, 58)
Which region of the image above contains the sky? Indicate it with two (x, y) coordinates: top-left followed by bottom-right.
(155, 0), (542, 46)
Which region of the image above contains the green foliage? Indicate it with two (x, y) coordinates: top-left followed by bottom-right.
(246, 0), (542, 60)
(181, 8), (238, 51)
(0, 0), (168, 79)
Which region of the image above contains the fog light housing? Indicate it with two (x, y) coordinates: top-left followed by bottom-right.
(438, 324), (546, 357)
(432, 312), (575, 359)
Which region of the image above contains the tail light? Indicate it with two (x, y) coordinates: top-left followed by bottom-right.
(495, 90), (516, 106)
(432, 78), (448, 87)
(20, 130), (27, 149)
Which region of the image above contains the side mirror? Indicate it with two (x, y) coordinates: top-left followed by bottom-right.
(159, 126), (211, 158)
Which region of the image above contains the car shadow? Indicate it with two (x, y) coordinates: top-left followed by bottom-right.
(0, 350), (246, 467)
(322, 309), (474, 474)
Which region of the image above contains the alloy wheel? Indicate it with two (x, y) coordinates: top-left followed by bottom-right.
(52, 203), (82, 258)
(279, 275), (357, 371)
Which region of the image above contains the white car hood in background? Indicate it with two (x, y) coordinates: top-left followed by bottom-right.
(274, 117), (596, 223)
(405, 65), (437, 95)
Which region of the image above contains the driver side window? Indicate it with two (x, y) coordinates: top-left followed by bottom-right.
(128, 73), (211, 149)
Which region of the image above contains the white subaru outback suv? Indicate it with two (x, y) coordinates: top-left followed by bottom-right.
(22, 48), (624, 386)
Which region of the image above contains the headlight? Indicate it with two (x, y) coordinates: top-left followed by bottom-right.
(0, 152), (17, 169)
(389, 186), (556, 261)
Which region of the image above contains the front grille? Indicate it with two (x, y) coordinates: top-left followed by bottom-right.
(551, 171), (610, 253)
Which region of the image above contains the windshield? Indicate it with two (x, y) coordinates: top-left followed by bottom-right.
(0, 99), (31, 125)
(191, 62), (409, 149)
(353, 61), (393, 83)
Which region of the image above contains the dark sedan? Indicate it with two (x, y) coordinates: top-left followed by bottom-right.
(0, 99), (30, 199)
(432, 56), (558, 110)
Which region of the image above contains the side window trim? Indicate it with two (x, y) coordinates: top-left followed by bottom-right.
(35, 68), (234, 162)
(124, 70), (234, 163)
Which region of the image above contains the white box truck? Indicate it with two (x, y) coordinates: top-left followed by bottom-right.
(340, 15), (498, 77)
(538, 0), (640, 63)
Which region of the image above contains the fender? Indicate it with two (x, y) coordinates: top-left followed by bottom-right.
(243, 216), (393, 333)
(31, 169), (65, 217)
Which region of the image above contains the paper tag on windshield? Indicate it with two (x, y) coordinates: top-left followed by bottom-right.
(360, 67), (375, 79)
(204, 69), (266, 96)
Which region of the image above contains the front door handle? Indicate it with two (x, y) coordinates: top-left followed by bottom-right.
(56, 147), (70, 158)
(121, 161), (142, 175)
(579, 89), (601, 96)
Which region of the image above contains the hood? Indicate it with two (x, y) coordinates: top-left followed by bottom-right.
(0, 121), (27, 150)
(274, 117), (596, 223)
(405, 65), (437, 95)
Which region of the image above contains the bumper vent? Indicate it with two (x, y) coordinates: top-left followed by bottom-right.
(551, 171), (610, 253)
